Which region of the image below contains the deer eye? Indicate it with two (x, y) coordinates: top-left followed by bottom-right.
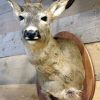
(41, 16), (47, 22)
(19, 15), (24, 21)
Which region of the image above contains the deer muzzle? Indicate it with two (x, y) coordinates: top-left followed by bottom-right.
(23, 30), (41, 41)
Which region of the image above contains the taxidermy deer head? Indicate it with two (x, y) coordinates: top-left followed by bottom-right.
(8, 0), (75, 45)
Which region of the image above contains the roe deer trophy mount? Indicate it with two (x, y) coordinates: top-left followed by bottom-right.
(8, 0), (85, 100)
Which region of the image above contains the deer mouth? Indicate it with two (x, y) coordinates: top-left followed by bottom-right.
(24, 35), (41, 41)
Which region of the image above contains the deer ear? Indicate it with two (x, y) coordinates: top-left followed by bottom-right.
(8, 0), (24, 16)
(48, 0), (74, 20)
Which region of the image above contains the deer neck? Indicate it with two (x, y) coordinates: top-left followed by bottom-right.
(24, 28), (59, 65)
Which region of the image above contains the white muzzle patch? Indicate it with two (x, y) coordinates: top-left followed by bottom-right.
(26, 26), (37, 31)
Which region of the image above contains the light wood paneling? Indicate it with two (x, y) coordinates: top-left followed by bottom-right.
(60, 0), (100, 17)
(0, 84), (38, 100)
(0, 31), (25, 58)
(86, 42), (100, 80)
(0, 12), (19, 34)
(0, 55), (36, 84)
(53, 8), (100, 43)
(0, 81), (99, 100)
(93, 81), (100, 100)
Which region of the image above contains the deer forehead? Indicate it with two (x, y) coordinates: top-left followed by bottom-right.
(21, 5), (48, 22)
(22, 3), (45, 15)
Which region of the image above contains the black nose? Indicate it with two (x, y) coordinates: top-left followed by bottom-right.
(24, 30), (41, 40)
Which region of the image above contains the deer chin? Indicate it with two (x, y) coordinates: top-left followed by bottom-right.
(27, 40), (37, 44)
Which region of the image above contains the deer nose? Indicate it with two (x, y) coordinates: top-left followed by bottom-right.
(24, 30), (41, 40)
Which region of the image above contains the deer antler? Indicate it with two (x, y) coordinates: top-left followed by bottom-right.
(24, 0), (32, 3)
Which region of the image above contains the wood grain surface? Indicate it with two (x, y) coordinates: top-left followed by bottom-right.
(0, 55), (36, 84)
(93, 81), (100, 100)
(0, 84), (38, 100)
(86, 42), (100, 81)
(0, 81), (99, 100)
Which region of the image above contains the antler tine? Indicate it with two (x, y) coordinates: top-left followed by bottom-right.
(24, 0), (32, 3)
